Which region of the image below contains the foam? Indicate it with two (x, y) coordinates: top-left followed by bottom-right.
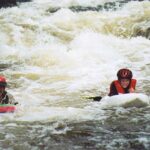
(33, 0), (118, 7)
(0, 0), (149, 122)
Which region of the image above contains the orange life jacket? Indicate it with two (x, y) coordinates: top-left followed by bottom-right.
(114, 79), (136, 94)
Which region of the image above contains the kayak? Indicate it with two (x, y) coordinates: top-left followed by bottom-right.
(0, 104), (16, 113)
(99, 93), (149, 108)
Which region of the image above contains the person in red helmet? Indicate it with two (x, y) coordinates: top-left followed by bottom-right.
(0, 76), (18, 104)
(108, 68), (137, 96)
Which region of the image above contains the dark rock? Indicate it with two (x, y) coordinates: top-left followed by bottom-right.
(0, 0), (16, 8)
(135, 27), (150, 40)
(0, 0), (31, 8)
(17, 0), (31, 2)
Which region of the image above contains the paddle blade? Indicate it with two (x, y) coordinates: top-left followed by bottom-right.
(93, 96), (102, 101)
(88, 96), (102, 102)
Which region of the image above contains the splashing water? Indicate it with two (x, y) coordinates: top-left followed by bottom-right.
(0, 0), (150, 149)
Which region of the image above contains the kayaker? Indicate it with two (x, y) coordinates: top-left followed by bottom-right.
(0, 76), (18, 105)
(108, 68), (137, 96)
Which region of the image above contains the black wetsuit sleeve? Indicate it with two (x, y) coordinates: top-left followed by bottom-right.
(1, 91), (18, 105)
(108, 82), (118, 96)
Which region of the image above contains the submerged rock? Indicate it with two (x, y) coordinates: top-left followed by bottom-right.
(134, 27), (150, 40)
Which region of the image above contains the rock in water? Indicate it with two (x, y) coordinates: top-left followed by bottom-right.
(0, 0), (16, 8)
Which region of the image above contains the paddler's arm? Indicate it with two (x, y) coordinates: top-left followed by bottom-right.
(129, 88), (135, 93)
(7, 93), (18, 105)
(108, 82), (118, 96)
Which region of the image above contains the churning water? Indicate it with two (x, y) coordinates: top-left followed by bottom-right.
(0, 0), (150, 149)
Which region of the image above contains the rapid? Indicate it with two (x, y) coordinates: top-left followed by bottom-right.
(0, 0), (150, 149)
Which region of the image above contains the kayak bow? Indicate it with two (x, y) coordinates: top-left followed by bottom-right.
(0, 104), (16, 113)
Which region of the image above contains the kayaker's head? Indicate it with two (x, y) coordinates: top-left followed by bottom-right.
(117, 68), (132, 88)
(0, 76), (7, 95)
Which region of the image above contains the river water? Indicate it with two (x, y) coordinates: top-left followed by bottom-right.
(0, 0), (150, 149)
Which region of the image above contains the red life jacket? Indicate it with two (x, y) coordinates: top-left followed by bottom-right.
(114, 79), (136, 94)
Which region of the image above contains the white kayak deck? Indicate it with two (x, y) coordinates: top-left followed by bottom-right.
(99, 93), (149, 108)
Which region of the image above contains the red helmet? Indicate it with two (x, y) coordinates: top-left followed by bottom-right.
(0, 76), (7, 87)
(117, 68), (133, 80)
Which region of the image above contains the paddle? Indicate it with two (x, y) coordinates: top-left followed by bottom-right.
(88, 96), (102, 102)
(14, 102), (18, 105)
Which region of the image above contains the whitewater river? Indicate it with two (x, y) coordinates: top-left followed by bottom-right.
(0, 0), (150, 149)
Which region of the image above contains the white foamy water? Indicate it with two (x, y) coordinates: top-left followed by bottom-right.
(0, 0), (149, 123)
(33, 0), (119, 7)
